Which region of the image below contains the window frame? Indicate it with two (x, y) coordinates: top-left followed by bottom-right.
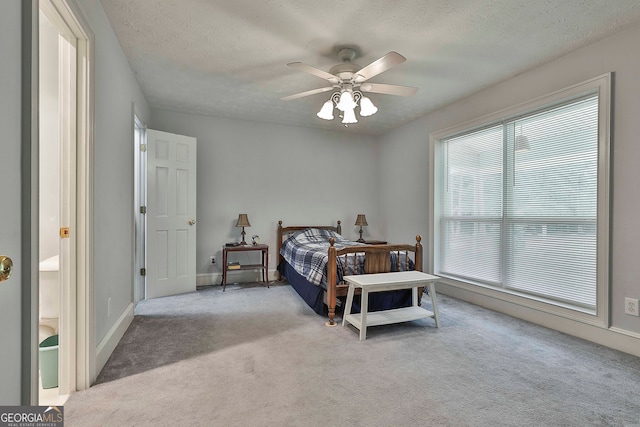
(428, 74), (611, 327)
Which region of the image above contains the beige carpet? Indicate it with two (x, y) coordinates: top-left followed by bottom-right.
(64, 282), (640, 426)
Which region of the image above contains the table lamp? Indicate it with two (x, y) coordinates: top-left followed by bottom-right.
(236, 214), (251, 245)
(355, 214), (368, 243)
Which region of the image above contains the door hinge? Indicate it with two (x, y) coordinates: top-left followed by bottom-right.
(140, 268), (146, 276)
(140, 143), (147, 152)
(140, 206), (147, 214)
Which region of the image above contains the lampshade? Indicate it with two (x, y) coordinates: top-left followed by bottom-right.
(317, 100), (334, 120)
(342, 107), (358, 124)
(355, 214), (368, 242)
(336, 91), (356, 112)
(235, 214), (251, 228)
(354, 214), (368, 227)
(359, 96), (378, 117)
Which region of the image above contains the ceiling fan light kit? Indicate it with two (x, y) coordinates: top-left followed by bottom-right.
(282, 48), (417, 126)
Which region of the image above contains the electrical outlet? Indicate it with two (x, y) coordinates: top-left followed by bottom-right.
(625, 298), (639, 316)
(210, 256), (216, 265)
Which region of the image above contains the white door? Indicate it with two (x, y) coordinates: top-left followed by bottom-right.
(146, 130), (197, 298)
(0, 147), (24, 405)
(0, 97), (24, 403)
(1, 0), (29, 405)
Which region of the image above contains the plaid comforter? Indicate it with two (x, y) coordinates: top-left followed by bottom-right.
(280, 228), (412, 287)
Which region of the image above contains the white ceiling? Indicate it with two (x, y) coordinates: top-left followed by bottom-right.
(100, 0), (640, 135)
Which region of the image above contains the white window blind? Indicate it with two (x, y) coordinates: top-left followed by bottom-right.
(441, 125), (503, 285)
(439, 94), (599, 310)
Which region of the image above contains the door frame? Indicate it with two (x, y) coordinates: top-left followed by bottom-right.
(133, 109), (147, 303)
(58, 0), (96, 392)
(22, 0), (39, 405)
(26, 0), (95, 402)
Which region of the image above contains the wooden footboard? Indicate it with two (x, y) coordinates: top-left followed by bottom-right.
(326, 236), (423, 326)
(276, 220), (423, 326)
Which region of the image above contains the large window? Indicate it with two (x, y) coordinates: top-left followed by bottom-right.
(431, 75), (610, 319)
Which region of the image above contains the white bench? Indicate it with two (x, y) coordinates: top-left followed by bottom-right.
(342, 271), (440, 340)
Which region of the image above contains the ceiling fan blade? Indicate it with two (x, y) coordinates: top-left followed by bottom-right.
(287, 62), (340, 84)
(280, 86), (334, 101)
(360, 83), (418, 97)
(353, 51), (406, 83)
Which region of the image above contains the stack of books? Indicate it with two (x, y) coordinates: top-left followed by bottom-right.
(227, 261), (241, 270)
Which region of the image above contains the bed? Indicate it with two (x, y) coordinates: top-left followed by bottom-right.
(277, 220), (424, 326)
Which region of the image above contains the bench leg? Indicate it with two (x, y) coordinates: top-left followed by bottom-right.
(359, 289), (369, 340)
(342, 284), (355, 327)
(429, 283), (440, 328)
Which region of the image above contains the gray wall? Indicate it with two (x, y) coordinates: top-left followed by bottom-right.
(377, 117), (431, 246)
(379, 23), (640, 337)
(76, 0), (150, 343)
(149, 111), (382, 282)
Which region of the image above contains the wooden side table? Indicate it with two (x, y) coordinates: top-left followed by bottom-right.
(362, 239), (387, 245)
(222, 244), (269, 291)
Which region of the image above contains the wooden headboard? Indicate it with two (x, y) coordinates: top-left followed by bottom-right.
(276, 220), (342, 274)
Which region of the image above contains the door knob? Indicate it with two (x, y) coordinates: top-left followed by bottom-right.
(188, 219), (196, 225)
(0, 256), (13, 282)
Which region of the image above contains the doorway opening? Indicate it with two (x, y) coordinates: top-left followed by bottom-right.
(38, 4), (66, 404)
(37, 0), (94, 405)
(134, 113), (147, 303)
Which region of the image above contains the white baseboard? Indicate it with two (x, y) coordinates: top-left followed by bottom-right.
(196, 273), (220, 287)
(196, 269), (278, 287)
(438, 283), (640, 358)
(95, 303), (134, 376)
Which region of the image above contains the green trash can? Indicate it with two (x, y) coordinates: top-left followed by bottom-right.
(39, 334), (58, 389)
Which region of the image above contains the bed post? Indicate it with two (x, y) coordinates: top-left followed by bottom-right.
(415, 235), (423, 272)
(277, 221), (283, 281)
(415, 235), (424, 306)
(326, 237), (338, 326)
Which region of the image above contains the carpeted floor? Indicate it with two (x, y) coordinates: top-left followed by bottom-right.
(64, 282), (640, 426)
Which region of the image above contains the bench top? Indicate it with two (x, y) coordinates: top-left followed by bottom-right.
(343, 270), (439, 288)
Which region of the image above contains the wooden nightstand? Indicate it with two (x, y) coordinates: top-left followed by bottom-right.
(361, 239), (387, 245)
(222, 244), (269, 291)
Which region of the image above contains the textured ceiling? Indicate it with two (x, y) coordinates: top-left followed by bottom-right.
(101, 0), (640, 135)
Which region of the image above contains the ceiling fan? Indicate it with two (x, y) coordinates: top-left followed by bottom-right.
(281, 48), (418, 124)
